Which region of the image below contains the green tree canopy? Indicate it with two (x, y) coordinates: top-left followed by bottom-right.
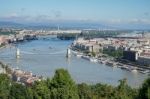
(0, 69), (149, 99)
(9, 83), (31, 99)
(116, 78), (137, 99)
(50, 69), (79, 99)
(138, 78), (150, 99)
(32, 80), (50, 99)
(77, 83), (92, 99)
(0, 74), (11, 99)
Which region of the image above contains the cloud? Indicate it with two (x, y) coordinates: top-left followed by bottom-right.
(144, 12), (149, 16)
(0, 12), (150, 25)
(0, 13), (52, 22)
(0, 13), (31, 22)
(52, 10), (62, 18)
(104, 18), (150, 25)
(6, 13), (19, 18)
(129, 18), (150, 24)
(0, 10), (62, 22)
(34, 15), (51, 22)
(21, 8), (26, 12)
(108, 19), (122, 24)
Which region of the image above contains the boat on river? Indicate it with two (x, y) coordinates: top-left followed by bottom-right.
(90, 58), (98, 62)
(132, 69), (138, 73)
(76, 53), (83, 58)
(130, 66), (138, 73)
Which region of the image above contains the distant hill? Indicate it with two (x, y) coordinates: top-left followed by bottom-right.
(0, 21), (114, 30)
(0, 21), (24, 28)
(0, 21), (149, 30)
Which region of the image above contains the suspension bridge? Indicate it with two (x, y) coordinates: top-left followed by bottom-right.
(19, 50), (66, 55)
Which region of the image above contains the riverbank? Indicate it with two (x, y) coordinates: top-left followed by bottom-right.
(0, 44), (7, 49)
(0, 35), (148, 87)
(71, 46), (150, 75)
(0, 36), (43, 85)
(0, 60), (42, 85)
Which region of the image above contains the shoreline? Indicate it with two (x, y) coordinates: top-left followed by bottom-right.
(70, 46), (150, 75)
(0, 60), (42, 85)
(0, 37), (43, 85)
(0, 35), (149, 88)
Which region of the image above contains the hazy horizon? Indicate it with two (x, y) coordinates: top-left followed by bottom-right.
(0, 0), (150, 29)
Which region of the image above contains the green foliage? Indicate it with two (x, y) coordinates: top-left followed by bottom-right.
(0, 74), (11, 99)
(138, 78), (150, 99)
(116, 79), (137, 99)
(78, 83), (92, 99)
(57, 33), (78, 40)
(91, 52), (96, 57)
(103, 49), (123, 58)
(78, 81), (137, 99)
(9, 83), (31, 99)
(80, 30), (123, 39)
(50, 69), (79, 99)
(32, 80), (50, 99)
(0, 43), (5, 48)
(0, 70), (149, 99)
(91, 83), (116, 99)
(0, 31), (16, 35)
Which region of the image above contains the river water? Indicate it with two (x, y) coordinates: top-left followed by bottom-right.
(0, 35), (148, 87)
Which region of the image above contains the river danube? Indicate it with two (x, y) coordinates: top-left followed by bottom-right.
(0, 35), (148, 87)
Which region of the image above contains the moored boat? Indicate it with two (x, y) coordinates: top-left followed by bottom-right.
(76, 53), (83, 58)
(90, 58), (98, 62)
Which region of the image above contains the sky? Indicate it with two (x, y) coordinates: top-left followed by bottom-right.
(0, 0), (150, 26)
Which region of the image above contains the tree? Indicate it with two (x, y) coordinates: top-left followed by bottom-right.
(77, 83), (92, 99)
(102, 49), (123, 58)
(138, 78), (150, 99)
(32, 80), (50, 99)
(50, 69), (79, 99)
(91, 52), (96, 57)
(9, 83), (31, 99)
(1, 69), (150, 99)
(116, 78), (137, 99)
(91, 83), (115, 99)
(0, 74), (11, 99)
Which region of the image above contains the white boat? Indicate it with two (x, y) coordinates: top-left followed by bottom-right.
(132, 69), (137, 73)
(76, 53), (83, 58)
(111, 62), (118, 67)
(130, 67), (137, 73)
(90, 58), (98, 62)
(101, 60), (107, 64)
